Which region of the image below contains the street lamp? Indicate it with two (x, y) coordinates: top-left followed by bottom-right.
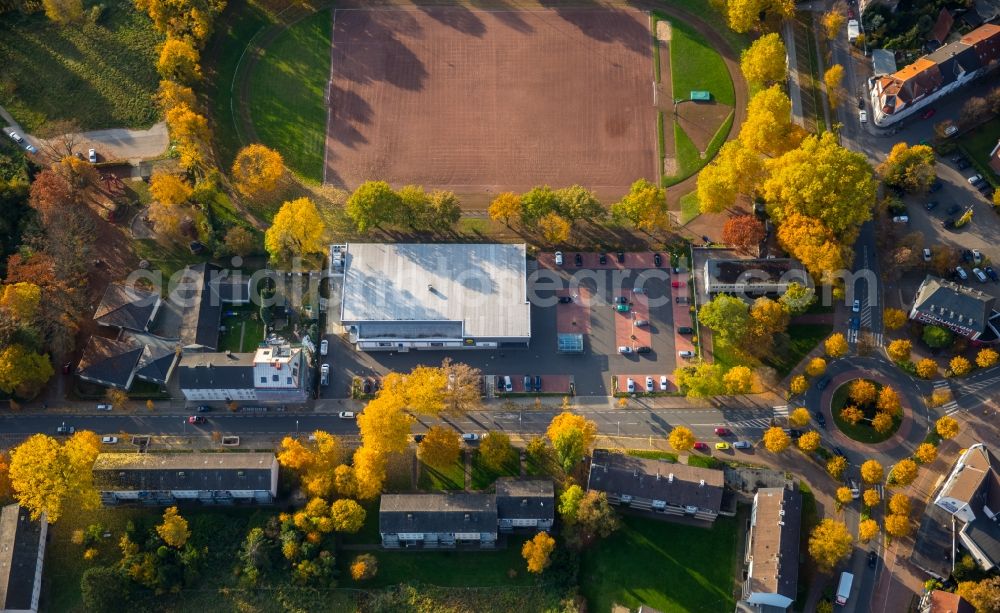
(296, 419), (299, 433)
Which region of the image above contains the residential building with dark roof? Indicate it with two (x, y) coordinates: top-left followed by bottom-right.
(912, 444), (1000, 578)
(495, 478), (554, 532)
(871, 23), (1000, 126)
(586, 450), (724, 523)
(909, 276), (999, 344)
(174, 263), (251, 352)
(378, 479), (555, 548)
(93, 284), (161, 332)
(0, 504), (47, 613)
(380, 492), (499, 549)
(76, 332), (179, 390)
(177, 342), (310, 403)
(737, 486), (802, 612)
(703, 258), (809, 297)
(92, 452), (278, 506)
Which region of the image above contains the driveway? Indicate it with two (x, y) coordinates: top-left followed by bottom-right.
(33, 122), (170, 163)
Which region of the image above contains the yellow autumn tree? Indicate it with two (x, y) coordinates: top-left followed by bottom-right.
(762, 427), (790, 453)
(697, 139), (765, 214)
(157, 38), (202, 83)
(863, 488), (881, 508)
(668, 426), (696, 452)
(739, 85), (803, 157)
(916, 358), (938, 379)
(914, 443), (938, 464)
(264, 197), (327, 263)
(949, 356), (972, 376)
(884, 514), (911, 538)
(877, 386), (902, 417)
(858, 519), (879, 543)
(546, 412), (598, 471)
(42, 0), (83, 24)
(357, 396), (414, 457)
(798, 431), (821, 452)
(488, 192), (522, 226)
(232, 144), (284, 197)
(8, 432), (100, 522)
(788, 407), (811, 428)
(538, 212), (572, 244)
(883, 308), (908, 330)
(936, 416), (960, 439)
(891, 459), (919, 487)
(827, 456), (847, 480)
(888, 493), (910, 516)
(835, 487), (853, 505)
(790, 375), (809, 396)
(823, 64), (844, 107)
(352, 446), (388, 500)
(825, 333), (849, 358)
(805, 358), (827, 378)
(149, 172), (193, 205)
(860, 459), (884, 484)
(839, 405), (863, 425)
(808, 519), (853, 573)
(872, 412), (894, 434)
(976, 348), (999, 368)
(0, 282), (41, 322)
(821, 9), (845, 40)
(723, 366), (753, 394)
(848, 379), (877, 405)
(522, 531), (556, 574)
(331, 499), (366, 533)
(156, 506), (191, 547)
(887, 339), (912, 363)
(740, 32), (787, 85)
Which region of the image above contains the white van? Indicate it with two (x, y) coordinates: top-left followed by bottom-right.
(836, 572), (854, 605)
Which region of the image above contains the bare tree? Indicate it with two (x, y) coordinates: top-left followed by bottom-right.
(441, 358), (483, 414)
(34, 119), (83, 161)
(960, 97), (990, 128)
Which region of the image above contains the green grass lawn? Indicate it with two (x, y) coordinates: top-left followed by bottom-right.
(219, 305), (265, 352)
(471, 450), (520, 490)
(418, 454), (466, 491)
(339, 499), (381, 545)
(248, 9), (332, 182)
(667, 17), (735, 107)
(659, 0), (749, 54)
(338, 536), (534, 589)
(627, 449), (679, 462)
(957, 117), (1000, 183)
(678, 190), (701, 224)
(581, 514), (738, 613)
(132, 239), (209, 284)
(709, 333), (745, 370)
(0, 0), (162, 131)
(764, 323), (833, 378)
(831, 380), (900, 443)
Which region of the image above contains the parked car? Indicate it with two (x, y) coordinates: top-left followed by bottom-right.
(599, 253), (607, 265)
(645, 377), (654, 392)
(968, 173), (985, 187)
(852, 299), (861, 313)
(714, 427), (732, 436)
(986, 266), (999, 282)
(636, 346), (651, 354)
(653, 253), (663, 267)
(615, 303), (630, 313)
(101, 436), (118, 444)
(715, 442), (731, 450)
(659, 375), (668, 391)
(923, 248), (932, 261)
(632, 287), (645, 294)
(677, 326), (694, 334)
(973, 249), (983, 265)
(615, 295), (629, 304)
(320, 363), (330, 386)
(974, 268), (988, 283)
(574, 253), (583, 267)
(7, 130), (24, 144)
(868, 551), (878, 569)
(734, 441), (752, 450)
(197, 404), (212, 412)
(56, 423), (74, 435)
(678, 350), (695, 359)
(616, 251), (625, 263)
(96, 403), (112, 411)
(834, 447), (847, 457)
(534, 375), (542, 392)
(956, 266), (969, 281)
(634, 319), (649, 327)
(88, 148), (97, 163)
(892, 215), (909, 223)
(857, 96), (865, 109)
(523, 375), (531, 390)
(462, 433), (479, 442)
(859, 109), (868, 123)
(187, 415), (205, 424)
(671, 281), (683, 288)
(814, 411), (827, 427)
(693, 442), (708, 451)
(626, 377), (635, 393)
(850, 316), (860, 331)
(618, 346), (633, 354)
(338, 411), (356, 419)
(962, 249), (974, 263)
(921, 108), (936, 119)
(558, 296), (572, 303)
(924, 200), (938, 211)
(554, 251), (563, 265)
(413, 434), (425, 443)
(320, 339), (328, 355)
(928, 180), (943, 193)
(503, 376), (513, 392)
(944, 125), (959, 137)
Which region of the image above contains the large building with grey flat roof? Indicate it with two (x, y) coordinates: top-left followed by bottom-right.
(340, 243), (531, 351)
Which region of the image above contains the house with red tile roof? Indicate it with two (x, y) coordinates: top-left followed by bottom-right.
(870, 23), (1000, 127)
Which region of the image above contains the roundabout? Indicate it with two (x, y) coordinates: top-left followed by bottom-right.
(829, 378), (901, 444)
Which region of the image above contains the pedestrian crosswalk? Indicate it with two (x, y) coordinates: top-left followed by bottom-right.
(772, 405), (789, 418)
(960, 374), (1000, 394)
(943, 401), (961, 416)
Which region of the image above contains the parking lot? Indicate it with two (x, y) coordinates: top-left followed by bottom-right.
(322, 252), (683, 398)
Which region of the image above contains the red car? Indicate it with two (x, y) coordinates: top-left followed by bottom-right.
(921, 108), (936, 119)
(693, 441), (708, 451)
(671, 281), (683, 288)
(714, 427), (732, 436)
(187, 416), (205, 424)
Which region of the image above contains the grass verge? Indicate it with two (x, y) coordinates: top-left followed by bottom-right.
(763, 323), (833, 378)
(132, 239), (209, 283)
(678, 190), (701, 224)
(956, 117), (1000, 183)
(471, 450), (520, 490)
(581, 514), (738, 613)
(418, 455), (466, 491)
(0, 0), (162, 131)
(248, 9), (332, 182)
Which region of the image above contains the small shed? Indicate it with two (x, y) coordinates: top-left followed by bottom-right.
(689, 90), (711, 101)
(557, 333), (583, 354)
